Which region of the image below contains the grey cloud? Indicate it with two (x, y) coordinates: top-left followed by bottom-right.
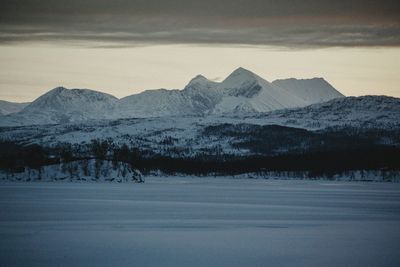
(0, 0), (399, 47)
(1, 0), (399, 19)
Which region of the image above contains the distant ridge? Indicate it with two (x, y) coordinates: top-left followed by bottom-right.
(0, 100), (30, 115)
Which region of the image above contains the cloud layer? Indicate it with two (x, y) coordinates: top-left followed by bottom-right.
(1, 0), (399, 47)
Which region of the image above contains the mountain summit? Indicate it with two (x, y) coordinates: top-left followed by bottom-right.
(220, 67), (265, 97)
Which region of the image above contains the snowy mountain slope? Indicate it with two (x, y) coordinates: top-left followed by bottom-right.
(113, 89), (194, 118)
(0, 100), (30, 115)
(0, 96), (398, 158)
(272, 78), (344, 104)
(0, 87), (118, 126)
(250, 95), (400, 129)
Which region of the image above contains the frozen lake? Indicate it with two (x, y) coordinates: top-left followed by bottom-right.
(1, 177), (400, 267)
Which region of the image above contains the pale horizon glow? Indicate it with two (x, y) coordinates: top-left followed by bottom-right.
(0, 43), (399, 102)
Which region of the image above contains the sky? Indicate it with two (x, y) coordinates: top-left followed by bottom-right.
(0, 0), (399, 102)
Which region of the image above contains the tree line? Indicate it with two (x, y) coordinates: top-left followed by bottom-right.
(1, 138), (399, 179)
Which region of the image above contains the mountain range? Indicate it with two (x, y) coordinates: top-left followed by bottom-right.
(0, 67), (399, 180)
(0, 67), (344, 126)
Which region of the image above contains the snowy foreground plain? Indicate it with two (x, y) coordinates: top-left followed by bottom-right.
(1, 177), (400, 267)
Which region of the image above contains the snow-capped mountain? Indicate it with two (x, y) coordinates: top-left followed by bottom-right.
(212, 67), (308, 114)
(272, 78), (344, 104)
(0, 87), (117, 126)
(0, 67), (346, 126)
(0, 100), (29, 115)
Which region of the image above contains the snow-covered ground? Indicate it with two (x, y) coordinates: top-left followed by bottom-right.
(0, 95), (398, 158)
(1, 177), (399, 267)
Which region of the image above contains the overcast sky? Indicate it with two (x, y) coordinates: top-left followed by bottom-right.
(0, 0), (399, 101)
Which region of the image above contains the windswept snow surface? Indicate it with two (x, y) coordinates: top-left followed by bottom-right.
(0, 178), (400, 267)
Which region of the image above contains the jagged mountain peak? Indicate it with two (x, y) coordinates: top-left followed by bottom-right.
(222, 67), (263, 86)
(218, 67), (269, 99)
(190, 74), (208, 82)
(184, 74), (217, 91)
(228, 67), (255, 77)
